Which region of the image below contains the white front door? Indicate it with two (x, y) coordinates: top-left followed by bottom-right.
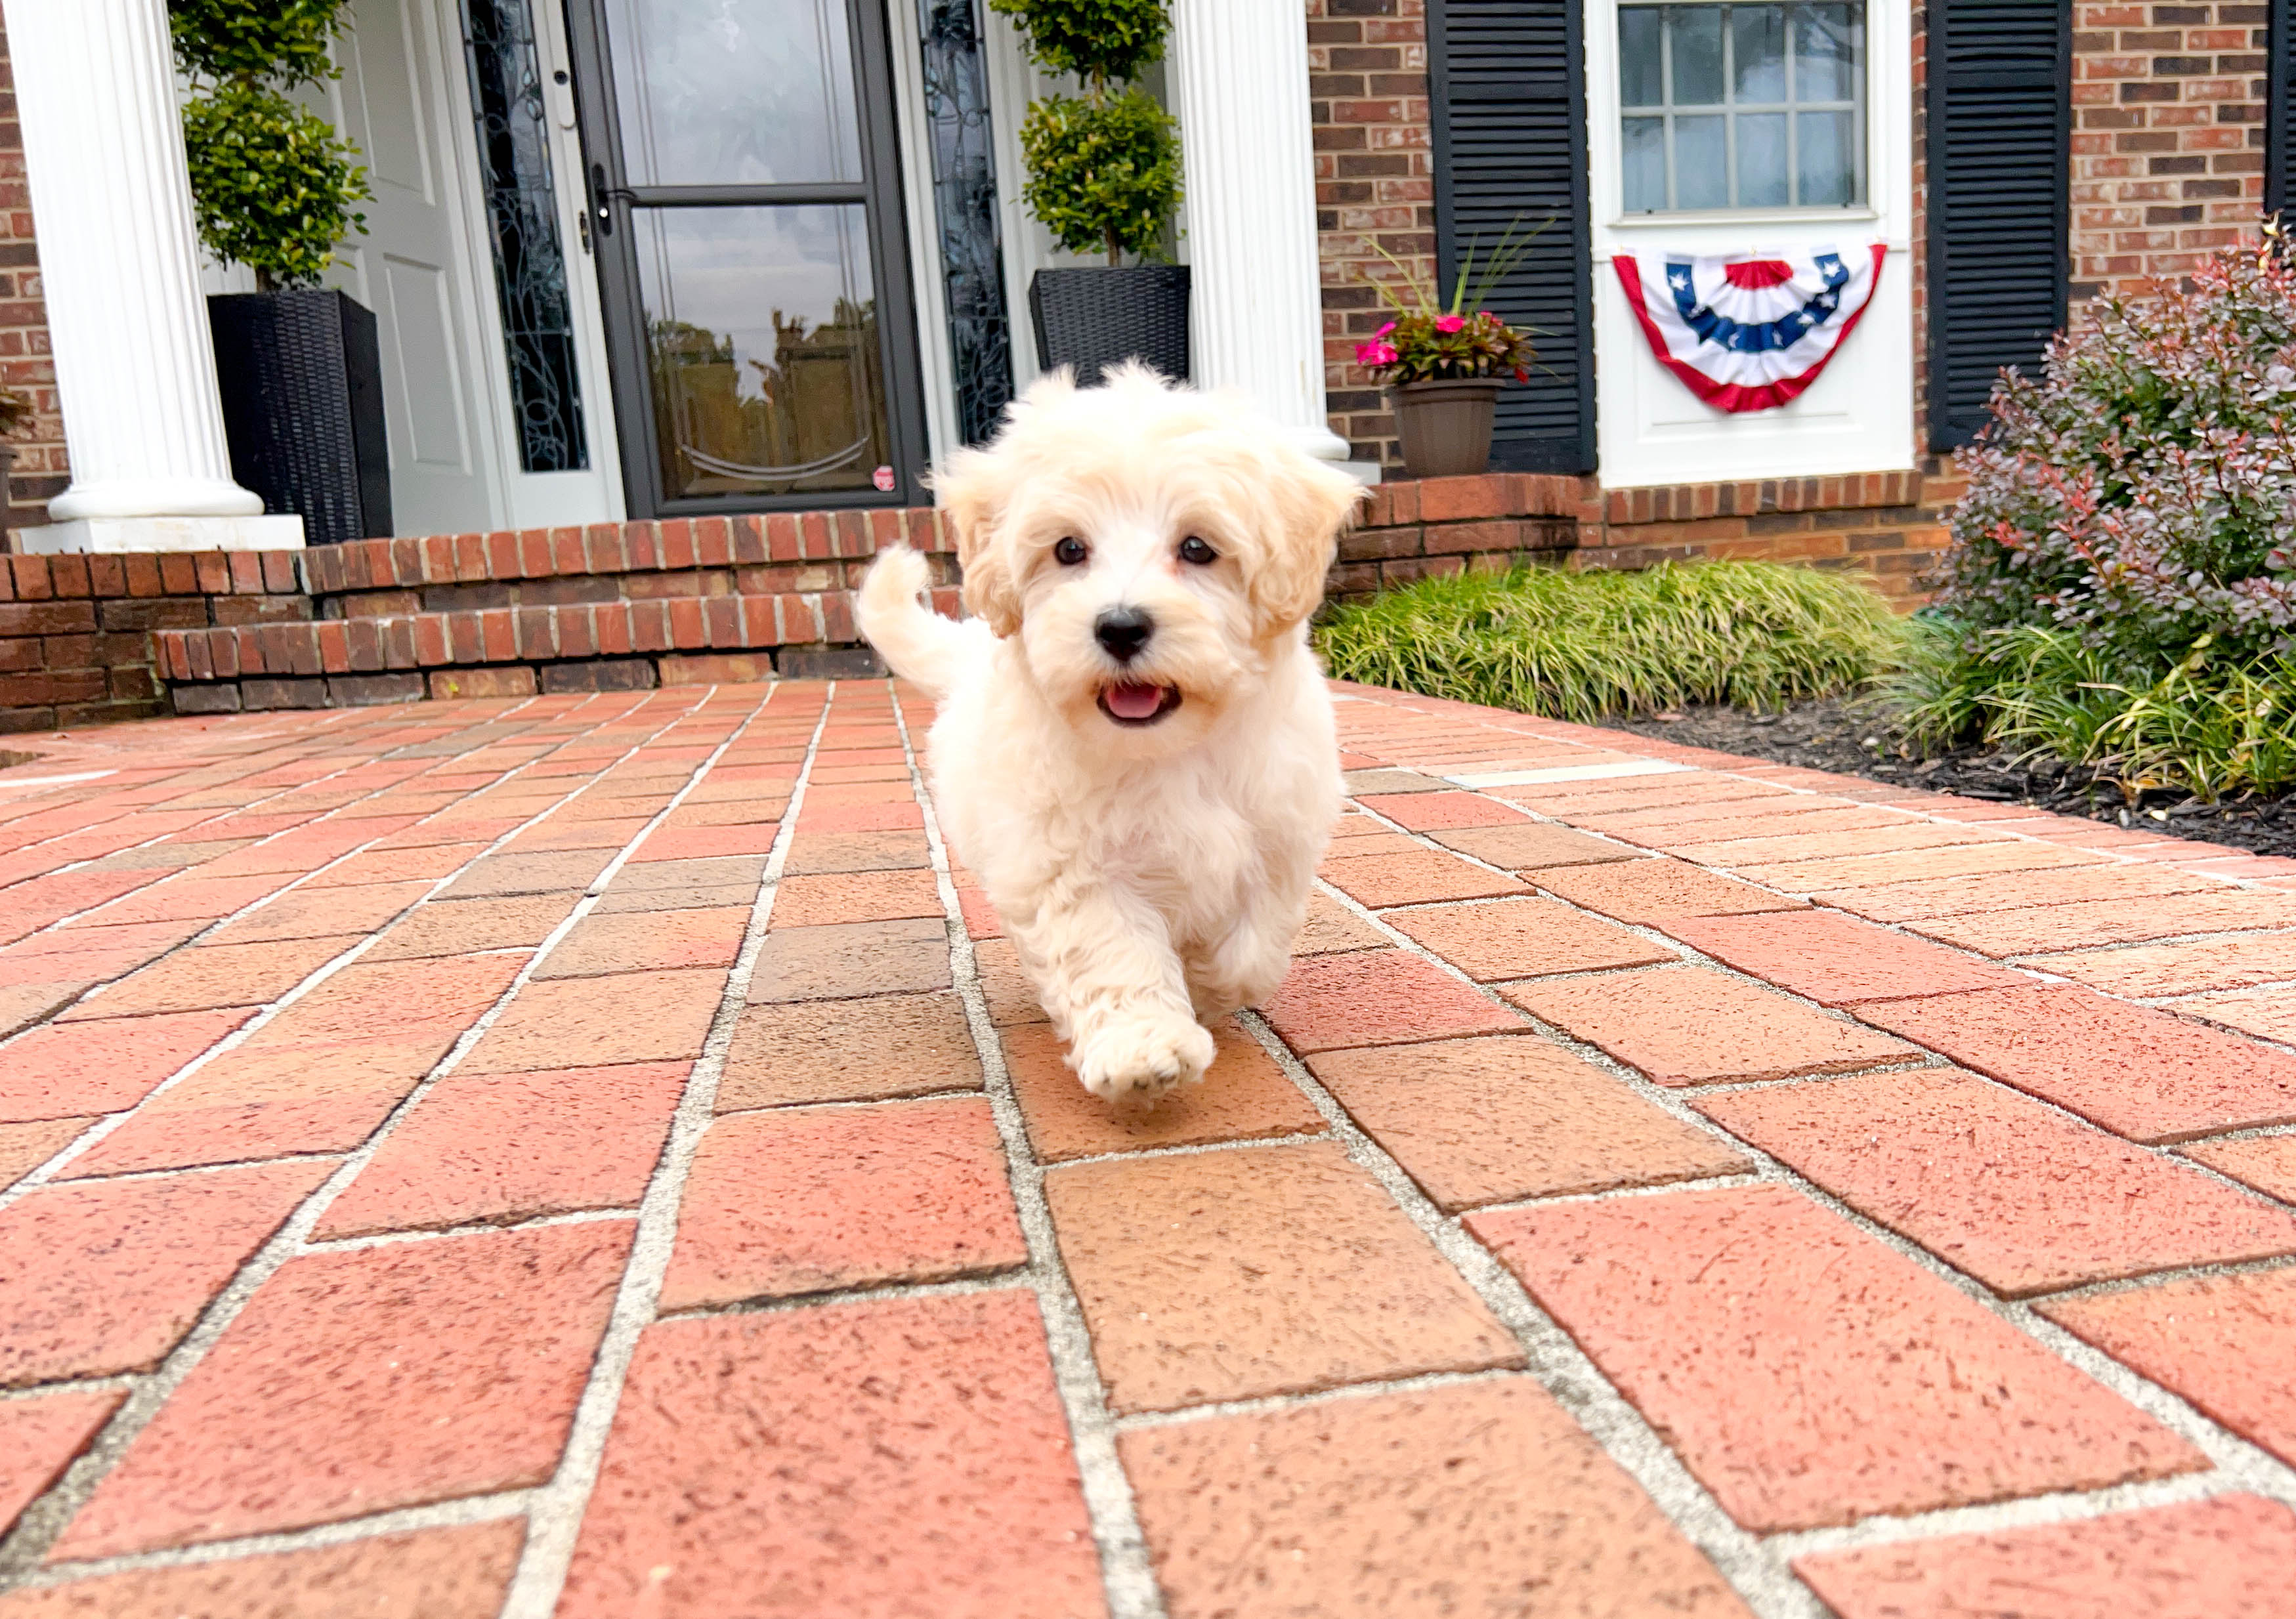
(326, 0), (505, 536)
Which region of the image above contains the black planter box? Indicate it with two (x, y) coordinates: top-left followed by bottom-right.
(208, 289), (391, 545)
(1028, 265), (1191, 387)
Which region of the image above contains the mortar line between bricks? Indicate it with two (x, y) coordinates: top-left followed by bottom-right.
(296, 1204), (642, 1254)
(0, 693), (552, 911)
(0, 691), (689, 1213)
(496, 681), (830, 1619)
(888, 681), (1170, 1619)
(653, 1267), (1032, 1322)
(0, 688), (737, 1586)
(1225, 1001), (1827, 1619)
(17, 1489), (540, 1592)
(1315, 761), (2296, 1546)
(1107, 1363), (1575, 1432)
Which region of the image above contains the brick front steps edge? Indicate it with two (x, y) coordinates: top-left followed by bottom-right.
(2, 464), (1957, 726)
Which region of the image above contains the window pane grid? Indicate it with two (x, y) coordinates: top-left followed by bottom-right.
(1620, 1), (1863, 213)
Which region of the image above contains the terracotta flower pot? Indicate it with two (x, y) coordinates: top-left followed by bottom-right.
(1391, 377), (1503, 479)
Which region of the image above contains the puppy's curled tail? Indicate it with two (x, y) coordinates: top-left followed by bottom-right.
(857, 546), (971, 699)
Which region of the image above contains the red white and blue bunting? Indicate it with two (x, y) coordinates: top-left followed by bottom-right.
(1613, 245), (1886, 413)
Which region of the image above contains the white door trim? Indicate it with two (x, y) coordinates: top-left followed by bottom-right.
(435, 0), (624, 528)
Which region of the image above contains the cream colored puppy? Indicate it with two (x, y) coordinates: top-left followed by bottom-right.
(858, 364), (1361, 1102)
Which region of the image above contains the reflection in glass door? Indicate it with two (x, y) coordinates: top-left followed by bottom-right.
(566, 0), (927, 516)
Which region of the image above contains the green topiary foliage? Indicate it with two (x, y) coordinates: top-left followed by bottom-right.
(987, 0), (1168, 84)
(182, 83), (370, 291)
(1017, 91), (1181, 264)
(168, 0), (370, 291)
(989, 0), (1180, 267)
(167, 0), (344, 89)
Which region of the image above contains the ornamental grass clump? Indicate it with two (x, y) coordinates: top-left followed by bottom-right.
(1898, 237), (2296, 797)
(1317, 562), (1906, 725)
(169, 0), (371, 290)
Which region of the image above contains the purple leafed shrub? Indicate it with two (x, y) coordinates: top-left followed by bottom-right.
(1936, 243), (2296, 663)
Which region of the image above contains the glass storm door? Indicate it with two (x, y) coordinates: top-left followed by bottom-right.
(566, 0), (927, 516)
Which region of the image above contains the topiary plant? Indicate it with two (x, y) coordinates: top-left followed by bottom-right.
(168, 0), (371, 291)
(989, 0), (1180, 266)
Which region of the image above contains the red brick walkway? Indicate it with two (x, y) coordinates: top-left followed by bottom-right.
(1, 680), (2294, 1617)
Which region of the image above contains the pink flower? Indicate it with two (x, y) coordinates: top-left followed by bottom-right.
(1374, 321), (1396, 337)
(1357, 341), (1399, 368)
(1434, 314), (1466, 333)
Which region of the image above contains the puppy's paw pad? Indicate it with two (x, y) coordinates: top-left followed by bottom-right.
(1073, 1017), (1215, 1102)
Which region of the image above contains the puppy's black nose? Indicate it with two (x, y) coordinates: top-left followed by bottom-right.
(1094, 606), (1155, 662)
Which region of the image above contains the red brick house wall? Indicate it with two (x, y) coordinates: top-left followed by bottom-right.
(1308, 0), (1436, 469)
(2069, 1), (2274, 302)
(0, 16), (66, 541)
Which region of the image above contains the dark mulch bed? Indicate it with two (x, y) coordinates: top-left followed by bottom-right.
(1608, 697), (2296, 859)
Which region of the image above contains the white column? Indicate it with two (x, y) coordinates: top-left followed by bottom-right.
(7, 0), (302, 552)
(1168, 0), (1354, 464)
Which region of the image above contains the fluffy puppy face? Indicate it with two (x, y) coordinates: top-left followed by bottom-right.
(937, 365), (1362, 754)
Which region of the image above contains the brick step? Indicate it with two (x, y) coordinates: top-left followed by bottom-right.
(148, 585), (958, 711)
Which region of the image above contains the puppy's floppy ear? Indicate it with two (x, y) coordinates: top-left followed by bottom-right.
(931, 369), (1080, 639)
(1248, 449), (1365, 636)
(933, 443), (1023, 639)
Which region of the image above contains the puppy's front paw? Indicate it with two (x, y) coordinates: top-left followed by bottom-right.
(1071, 1014), (1216, 1103)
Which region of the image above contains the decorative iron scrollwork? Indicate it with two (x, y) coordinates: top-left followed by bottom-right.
(461, 0), (589, 473)
(916, 0), (1013, 446)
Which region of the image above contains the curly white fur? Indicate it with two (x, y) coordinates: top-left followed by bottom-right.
(858, 364), (1362, 1103)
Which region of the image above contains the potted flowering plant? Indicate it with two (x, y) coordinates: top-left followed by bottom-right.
(1356, 236), (1539, 478)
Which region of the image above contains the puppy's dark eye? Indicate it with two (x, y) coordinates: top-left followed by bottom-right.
(1053, 537), (1088, 566)
(1178, 536), (1218, 566)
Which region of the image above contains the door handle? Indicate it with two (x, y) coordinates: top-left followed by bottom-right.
(587, 163), (636, 238)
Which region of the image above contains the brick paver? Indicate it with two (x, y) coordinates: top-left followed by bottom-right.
(556, 1295), (1106, 1619)
(1470, 1185), (2204, 1530)
(9, 678), (2296, 1612)
(1307, 1034), (1747, 1208)
(2039, 1269), (2296, 1467)
(1045, 1142), (1520, 1412)
(659, 1097), (1025, 1309)
(1696, 1070), (2296, 1293)
(1121, 1379), (1753, 1618)
(1794, 1494), (2296, 1619)
(55, 1221), (631, 1556)
(1508, 961), (1922, 1084)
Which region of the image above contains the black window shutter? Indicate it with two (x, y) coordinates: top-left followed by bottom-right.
(2270, 0), (2293, 222)
(1926, 0), (2072, 450)
(1428, 0), (1596, 474)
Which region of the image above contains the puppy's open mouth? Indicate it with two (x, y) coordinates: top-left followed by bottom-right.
(1097, 682), (1182, 726)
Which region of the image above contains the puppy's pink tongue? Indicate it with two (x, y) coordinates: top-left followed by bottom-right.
(1105, 683), (1166, 720)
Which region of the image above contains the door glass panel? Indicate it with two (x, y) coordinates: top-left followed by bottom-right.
(461, 0), (587, 473)
(604, 0), (862, 185)
(635, 204), (889, 499)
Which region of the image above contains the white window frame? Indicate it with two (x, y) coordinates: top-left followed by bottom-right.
(1617, 0), (1867, 214)
(1585, 0), (1914, 487)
